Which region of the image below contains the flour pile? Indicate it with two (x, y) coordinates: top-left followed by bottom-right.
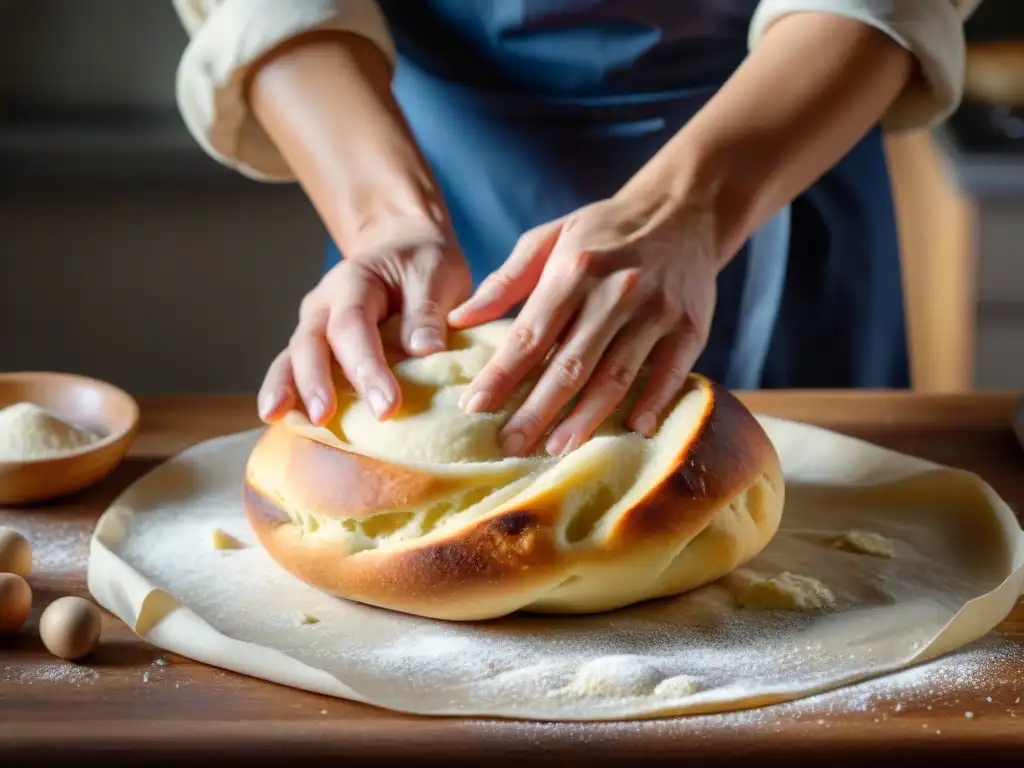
(0, 402), (98, 461)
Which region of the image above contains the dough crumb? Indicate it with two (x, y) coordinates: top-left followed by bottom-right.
(0, 402), (99, 461)
(298, 612), (320, 626)
(548, 656), (664, 700)
(737, 571), (836, 613)
(833, 529), (894, 558)
(210, 528), (243, 550)
(653, 675), (701, 699)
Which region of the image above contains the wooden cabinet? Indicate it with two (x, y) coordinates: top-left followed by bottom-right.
(887, 129), (1024, 392)
(885, 132), (977, 392)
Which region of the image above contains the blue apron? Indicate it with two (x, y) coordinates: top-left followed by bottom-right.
(325, 0), (909, 390)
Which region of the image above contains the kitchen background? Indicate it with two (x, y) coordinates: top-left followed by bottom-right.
(1, 0), (1023, 395)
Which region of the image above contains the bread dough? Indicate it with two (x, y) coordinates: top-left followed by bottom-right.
(736, 571), (836, 613)
(833, 529), (895, 558)
(86, 417), (1024, 721)
(257, 319), (784, 620)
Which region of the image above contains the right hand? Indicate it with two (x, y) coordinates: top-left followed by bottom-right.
(258, 241), (472, 426)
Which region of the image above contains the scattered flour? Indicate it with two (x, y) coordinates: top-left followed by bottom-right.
(2, 662), (99, 685)
(0, 402), (99, 461)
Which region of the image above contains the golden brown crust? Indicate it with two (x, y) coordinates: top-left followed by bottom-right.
(612, 379), (775, 545)
(246, 420), (461, 519)
(244, 374), (785, 621)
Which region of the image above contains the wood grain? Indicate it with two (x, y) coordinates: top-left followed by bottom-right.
(1, 392), (1023, 767)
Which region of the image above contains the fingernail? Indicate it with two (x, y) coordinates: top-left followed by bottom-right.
(258, 390), (280, 419)
(633, 411), (657, 437)
(307, 395), (326, 424)
(545, 433), (568, 456)
(548, 432), (579, 456)
(367, 388), (391, 419)
(462, 391), (491, 414)
(409, 328), (443, 355)
(502, 430), (526, 456)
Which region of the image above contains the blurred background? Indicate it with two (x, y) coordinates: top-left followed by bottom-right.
(0, 0), (1022, 395)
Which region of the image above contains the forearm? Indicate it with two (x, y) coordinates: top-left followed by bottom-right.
(247, 33), (448, 256)
(625, 12), (915, 263)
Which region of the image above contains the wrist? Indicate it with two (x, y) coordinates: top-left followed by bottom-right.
(618, 129), (758, 267)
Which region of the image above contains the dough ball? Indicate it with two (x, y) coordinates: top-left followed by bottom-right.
(737, 571), (836, 613)
(0, 526), (32, 577)
(0, 573), (32, 635)
(833, 529), (895, 558)
(39, 596), (102, 661)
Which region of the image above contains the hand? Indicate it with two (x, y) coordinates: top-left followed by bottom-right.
(448, 192), (721, 457)
(259, 240), (472, 426)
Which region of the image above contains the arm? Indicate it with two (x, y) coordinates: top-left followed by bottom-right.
(450, 4), (977, 456)
(246, 33), (447, 258)
(621, 7), (958, 265)
(172, 0), (443, 252)
(172, 1), (469, 425)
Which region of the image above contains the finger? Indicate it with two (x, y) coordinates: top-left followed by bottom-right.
(544, 313), (666, 455)
(400, 246), (470, 357)
(500, 271), (641, 456)
(627, 323), (705, 437)
(448, 223), (561, 328)
(288, 313), (337, 426)
(258, 349), (299, 423)
(458, 255), (585, 418)
(325, 301), (402, 421)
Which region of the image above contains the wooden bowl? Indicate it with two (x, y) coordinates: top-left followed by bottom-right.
(0, 372), (140, 506)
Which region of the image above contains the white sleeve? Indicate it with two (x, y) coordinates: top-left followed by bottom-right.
(748, 0), (983, 132)
(172, 0), (396, 182)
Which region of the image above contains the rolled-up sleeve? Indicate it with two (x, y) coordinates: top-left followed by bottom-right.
(172, 0), (396, 181)
(749, 0), (983, 132)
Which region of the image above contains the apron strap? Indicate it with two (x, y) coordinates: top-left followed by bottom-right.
(725, 205), (791, 389)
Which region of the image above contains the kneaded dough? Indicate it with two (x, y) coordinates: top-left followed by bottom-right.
(736, 571), (837, 613)
(833, 529), (895, 558)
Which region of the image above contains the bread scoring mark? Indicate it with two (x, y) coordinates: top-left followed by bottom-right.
(618, 379), (773, 542)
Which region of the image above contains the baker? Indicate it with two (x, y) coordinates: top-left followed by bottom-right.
(173, 0), (979, 457)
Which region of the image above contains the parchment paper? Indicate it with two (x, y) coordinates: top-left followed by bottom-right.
(87, 416), (1024, 720)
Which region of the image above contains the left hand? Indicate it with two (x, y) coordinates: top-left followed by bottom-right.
(447, 190), (722, 458)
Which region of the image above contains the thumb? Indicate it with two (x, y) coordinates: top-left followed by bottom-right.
(400, 245), (470, 357)
(448, 222), (561, 329)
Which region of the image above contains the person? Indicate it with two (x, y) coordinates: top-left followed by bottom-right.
(172, 0), (980, 457)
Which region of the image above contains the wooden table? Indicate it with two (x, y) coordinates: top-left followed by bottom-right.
(2, 392), (1024, 766)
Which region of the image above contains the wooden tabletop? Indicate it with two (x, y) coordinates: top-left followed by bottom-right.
(2, 391), (1024, 766)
